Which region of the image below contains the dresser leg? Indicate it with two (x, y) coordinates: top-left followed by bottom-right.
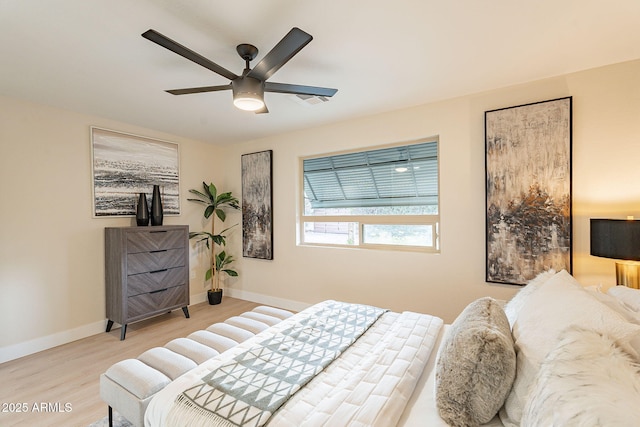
(106, 320), (114, 333)
(120, 324), (127, 341)
(182, 306), (190, 318)
(108, 405), (113, 427)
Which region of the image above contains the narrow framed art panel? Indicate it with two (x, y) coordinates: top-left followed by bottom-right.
(91, 127), (180, 217)
(485, 97), (572, 285)
(241, 150), (273, 260)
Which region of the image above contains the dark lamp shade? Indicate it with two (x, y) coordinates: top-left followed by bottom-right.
(590, 219), (640, 261)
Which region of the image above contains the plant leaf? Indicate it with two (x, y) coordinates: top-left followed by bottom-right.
(201, 182), (211, 197)
(217, 192), (232, 202)
(215, 209), (226, 222)
(218, 224), (238, 234)
(208, 183), (217, 201)
(212, 234), (226, 246)
(186, 199), (208, 207)
(204, 205), (215, 219)
(188, 189), (209, 200)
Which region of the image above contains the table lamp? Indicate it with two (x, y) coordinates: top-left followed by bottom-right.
(590, 218), (640, 289)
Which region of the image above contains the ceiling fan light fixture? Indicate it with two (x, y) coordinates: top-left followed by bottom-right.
(232, 77), (265, 111)
(233, 96), (264, 111)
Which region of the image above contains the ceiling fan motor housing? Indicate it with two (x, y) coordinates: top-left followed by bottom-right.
(232, 77), (265, 111)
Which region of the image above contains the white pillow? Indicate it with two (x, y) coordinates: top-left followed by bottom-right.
(499, 270), (640, 427)
(586, 286), (640, 324)
(503, 269), (556, 327)
(608, 285), (640, 312)
(522, 326), (640, 426)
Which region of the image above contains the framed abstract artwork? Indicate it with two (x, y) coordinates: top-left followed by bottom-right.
(241, 150), (273, 260)
(91, 127), (180, 217)
(485, 97), (572, 285)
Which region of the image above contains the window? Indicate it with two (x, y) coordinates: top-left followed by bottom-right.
(300, 138), (439, 251)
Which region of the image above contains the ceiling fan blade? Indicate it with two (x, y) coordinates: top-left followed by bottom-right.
(142, 29), (238, 81)
(247, 27), (312, 81)
(166, 84), (232, 95)
(265, 82), (337, 97)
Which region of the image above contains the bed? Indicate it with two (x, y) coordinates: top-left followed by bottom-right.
(143, 271), (640, 426)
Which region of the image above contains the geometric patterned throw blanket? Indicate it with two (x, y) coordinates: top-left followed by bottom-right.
(166, 301), (387, 427)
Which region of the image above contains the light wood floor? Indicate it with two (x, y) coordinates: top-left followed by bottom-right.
(0, 297), (268, 427)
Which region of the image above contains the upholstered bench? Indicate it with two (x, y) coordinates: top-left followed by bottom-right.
(100, 306), (293, 427)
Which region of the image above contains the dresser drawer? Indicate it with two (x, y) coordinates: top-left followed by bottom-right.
(126, 229), (185, 253)
(127, 266), (186, 296)
(127, 285), (186, 319)
(127, 248), (185, 274)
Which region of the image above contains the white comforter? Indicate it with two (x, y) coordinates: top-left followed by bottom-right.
(145, 304), (443, 427)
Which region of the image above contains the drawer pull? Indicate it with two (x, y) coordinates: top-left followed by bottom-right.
(150, 230), (168, 234)
(150, 249), (167, 253)
(150, 268), (168, 274)
(150, 288), (168, 294)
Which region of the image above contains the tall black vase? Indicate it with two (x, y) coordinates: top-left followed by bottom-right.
(136, 193), (149, 226)
(151, 185), (163, 226)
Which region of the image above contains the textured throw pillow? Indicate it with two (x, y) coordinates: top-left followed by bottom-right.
(522, 326), (640, 427)
(608, 285), (640, 312)
(435, 297), (516, 427)
(503, 269), (556, 327)
(499, 270), (640, 427)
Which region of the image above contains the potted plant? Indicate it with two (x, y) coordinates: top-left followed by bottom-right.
(188, 182), (240, 305)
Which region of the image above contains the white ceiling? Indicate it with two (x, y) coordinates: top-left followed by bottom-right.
(1, 1), (639, 144)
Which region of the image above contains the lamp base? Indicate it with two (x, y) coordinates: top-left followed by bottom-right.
(615, 261), (640, 289)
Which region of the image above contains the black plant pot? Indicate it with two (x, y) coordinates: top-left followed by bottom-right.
(151, 185), (163, 226)
(136, 193), (149, 226)
(207, 289), (223, 305)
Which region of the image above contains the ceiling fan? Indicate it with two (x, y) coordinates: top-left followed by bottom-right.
(141, 27), (338, 113)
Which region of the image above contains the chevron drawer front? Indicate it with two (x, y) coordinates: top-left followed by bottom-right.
(127, 285), (186, 320)
(126, 228), (185, 253)
(105, 225), (190, 340)
(127, 248), (186, 275)
(127, 266), (187, 296)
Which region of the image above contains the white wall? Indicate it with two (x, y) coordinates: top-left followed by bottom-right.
(223, 59), (640, 323)
(1, 58), (639, 362)
(0, 97), (223, 362)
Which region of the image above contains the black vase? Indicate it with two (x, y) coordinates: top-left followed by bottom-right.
(135, 193), (149, 226)
(150, 185), (163, 226)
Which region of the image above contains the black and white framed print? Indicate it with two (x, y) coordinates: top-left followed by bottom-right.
(485, 97), (572, 285)
(91, 127), (179, 217)
(241, 150), (273, 260)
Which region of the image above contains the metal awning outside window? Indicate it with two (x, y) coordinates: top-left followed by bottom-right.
(303, 141), (438, 209)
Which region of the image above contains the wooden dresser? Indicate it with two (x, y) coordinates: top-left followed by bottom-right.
(105, 225), (190, 340)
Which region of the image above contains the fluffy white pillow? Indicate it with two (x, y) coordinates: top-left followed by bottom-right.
(435, 297), (515, 427)
(499, 270), (640, 427)
(608, 285), (640, 312)
(522, 326), (640, 426)
(503, 269), (556, 327)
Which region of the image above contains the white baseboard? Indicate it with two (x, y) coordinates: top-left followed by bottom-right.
(192, 289), (310, 313)
(0, 320), (106, 364)
(190, 290), (207, 305)
(224, 288), (310, 313)
(0, 291), (308, 364)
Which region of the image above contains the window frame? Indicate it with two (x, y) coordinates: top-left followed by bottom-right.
(298, 138), (440, 253)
